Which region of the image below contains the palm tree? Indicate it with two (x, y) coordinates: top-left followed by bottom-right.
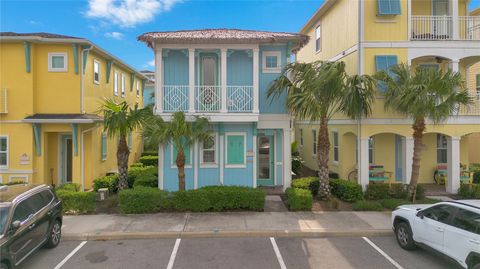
(143, 112), (211, 191)
(376, 64), (471, 200)
(268, 61), (376, 198)
(100, 98), (150, 190)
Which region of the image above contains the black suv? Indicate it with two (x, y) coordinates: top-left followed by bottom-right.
(0, 184), (62, 269)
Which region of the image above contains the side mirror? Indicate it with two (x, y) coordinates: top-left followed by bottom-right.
(416, 211), (424, 219)
(10, 220), (21, 233)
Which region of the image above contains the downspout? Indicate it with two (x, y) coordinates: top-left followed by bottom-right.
(81, 124), (100, 191)
(80, 45), (93, 114)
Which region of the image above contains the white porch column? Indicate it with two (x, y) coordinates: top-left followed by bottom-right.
(402, 137), (414, 185)
(283, 128), (292, 191)
(252, 131), (257, 188)
(221, 48), (228, 113)
(194, 141), (198, 189)
(155, 47), (163, 113)
(407, 0), (412, 40)
(450, 60), (460, 73)
(451, 0), (459, 40)
(158, 145), (164, 190)
(219, 125), (225, 185)
(446, 136), (461, 194)
(253, 48), (259, 114)
(188, 48), (195, 113)
(359, 137), (370, 191)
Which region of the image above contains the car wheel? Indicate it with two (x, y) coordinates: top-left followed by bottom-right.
(44, 219), (61, 248)
(395, 222), (416, 250)
(0, 262), (9, 269)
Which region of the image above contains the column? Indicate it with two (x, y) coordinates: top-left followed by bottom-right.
(359, 137), (370, 191)
(158, 145), (164, 190)
(253, 48), (259, 114)
(219, 124), (225, 185)
(407, 0), (412, 40)
(283, 128), (292, 191)
(450, 60), (460, 73)
(188, 48), (195, 113)
(155, 48), (163, 113)
(451, 0), (459, 40)
(194, 141), (198, 189)
(252, 131), (257, 188)
(221, 48), (228, 113)
(402, 137), (414, 184)
(446, 136), (460, 194)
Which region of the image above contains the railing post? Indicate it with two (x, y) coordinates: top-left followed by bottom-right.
(253, 48), (259, 114)
(189, 48), (195, 113)
(407, 0), (412, 40)
(221, 48), (228, 113)
(451, 0), (459, 40)
(155, 47), (163, 113)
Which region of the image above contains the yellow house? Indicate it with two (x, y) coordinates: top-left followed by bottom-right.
(0, 32), (146, 190)
(296, 0), (480, 193)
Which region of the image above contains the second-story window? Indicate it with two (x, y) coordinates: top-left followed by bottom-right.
(312, 130), (317, 155)
(114, 72), (119, 95)
(121, 74), (126, 97)
(315, 25), (321, 52)
(93, 60), (100, 84)
(48, 53), (68, 72)
(0, 136), (8, 169)
(262, 51), (281, 73)
(377, 0), (401, 15)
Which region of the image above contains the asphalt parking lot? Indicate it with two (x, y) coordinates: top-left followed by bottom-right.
(18, 236), (462, 269)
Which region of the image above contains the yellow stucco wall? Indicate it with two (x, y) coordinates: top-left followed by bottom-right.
(0, 41), (144, 189)
(468, 133), (480, 164)
(364, 0), (408, 41)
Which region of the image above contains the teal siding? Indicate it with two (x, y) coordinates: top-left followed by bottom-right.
(163, 50), (188, 85)
(259, 45), (288, 114)
(227, 50), (253, 86)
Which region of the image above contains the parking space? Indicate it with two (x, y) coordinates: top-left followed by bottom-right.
(17, 236), (464, 269)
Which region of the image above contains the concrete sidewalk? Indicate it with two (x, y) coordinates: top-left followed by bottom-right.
(62, 211), (393, 240)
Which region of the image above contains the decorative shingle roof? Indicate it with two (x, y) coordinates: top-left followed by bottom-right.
(23, 114), (103, 123)
(138, 29), (309, 50)
(0, 32), (82, 39)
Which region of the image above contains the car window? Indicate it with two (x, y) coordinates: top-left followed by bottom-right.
(26, 192), (49, 213)
(0, 206), (10, 235)
(422, 204), (456, 224)
(451, 208), (480, 235)
(12, 200), (34, 223)
(40, 190), (54, 205)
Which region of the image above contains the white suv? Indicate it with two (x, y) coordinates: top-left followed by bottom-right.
(392, 200), (480, 269)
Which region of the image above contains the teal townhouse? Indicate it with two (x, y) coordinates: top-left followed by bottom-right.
(138, 29), (308, 191)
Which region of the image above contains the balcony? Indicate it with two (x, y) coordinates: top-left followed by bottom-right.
(411, 15), (480, 41)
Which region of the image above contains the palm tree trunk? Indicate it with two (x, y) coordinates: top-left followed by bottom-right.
(317, 116), (331, 199)
(117, 135), (130, 190)
(409, 118), (426, 201)
(176, 148), (186, 191)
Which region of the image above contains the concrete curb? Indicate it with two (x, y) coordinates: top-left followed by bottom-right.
(63, 229), (393, 241)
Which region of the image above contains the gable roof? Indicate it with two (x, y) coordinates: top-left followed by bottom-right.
(138, 29), (309, 50)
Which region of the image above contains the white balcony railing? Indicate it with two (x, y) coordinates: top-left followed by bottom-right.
(0, 88), (7, 114)
(227, 86), (253, 112)
(459, 16), (480, 40)
(195, 86), (221, 112)
(411, 15), (452, 40)
(163, 85), (189, 112)
(458, 93), (480, 116)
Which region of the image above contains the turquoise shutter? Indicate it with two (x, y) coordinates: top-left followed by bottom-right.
(173, 142), (191, 165)
(227, 135), (244, 165)
(375, 55), (398, 92)
(378, 0), (401, 15)
(101, 133), (107, 160)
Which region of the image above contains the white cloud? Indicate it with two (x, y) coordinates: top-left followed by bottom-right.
(105, 31), (124, 40)
(148, 59), (155, 67)
(86, 0), (182, 27)
(28, 20), (41, 25)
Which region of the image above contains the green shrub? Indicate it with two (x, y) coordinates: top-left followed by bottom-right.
(292, 177), (319, 197)
(56, 190), (96, 213)
(458, 184), (480, 199)
(93, 175), (118, 193)
(173, 190), (211, 212)
(141, 151), (158, 157)
(56, 183), (81, 192)
(329, 179), (363, 202)
(364, 184), (390, 200)
(130, 163), (144, 168)
(381, 198), (411, 210)
(133, 173), (158, 188)
(352, 200), (384, 211)
(473, 171), (480, 184)
(285, 188), (313, 211)
(127, 166), (157, 187)
(415, 184), (426, 200)
(119, 187), (171, 214)
(389, 184), (408, 199)
(139, 155), (158, 167)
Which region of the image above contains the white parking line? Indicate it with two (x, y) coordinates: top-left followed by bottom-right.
(362, 237), (404, 269)
(270, 237), (287, 269)
(166, 238), (181, 269)
(53, 241), (87, 269)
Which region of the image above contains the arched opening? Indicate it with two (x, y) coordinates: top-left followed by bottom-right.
(368, 133), (407, 184)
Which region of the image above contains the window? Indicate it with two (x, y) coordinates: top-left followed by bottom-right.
(201, 134), (217, 166)
(437, 134), (448, 164)
(315, 25), (321, 52)
(93, 60), (100, 84)
(452, 208), (480, 235)
(40, 190), (54, 205)
(226, 133), (246, 167)
(101, 132), (107, 161)
(419, 64), (439, 71)
(375, 55), (398, 92)
(422, 204), (456, 224)
(262, 51), (281, 73)
(0, 136), (7, 168)
(476, 74), (480, 93)
(172, 142), (192, 168)
(299, 129), (303, 146)
(377, 0), (401, 15)
(12, 200), (34, 223)
(369, 137), (375, 164)
(121, 74), (126, 97)
(136, 81), (140, 97)
(312, 130), (317, 155)
(48, 53), (68, 72)
(114, 72), (119, 95)
(333, 131), (339, 163)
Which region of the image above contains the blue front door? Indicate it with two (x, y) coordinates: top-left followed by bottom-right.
(257, 135), (274, 186)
